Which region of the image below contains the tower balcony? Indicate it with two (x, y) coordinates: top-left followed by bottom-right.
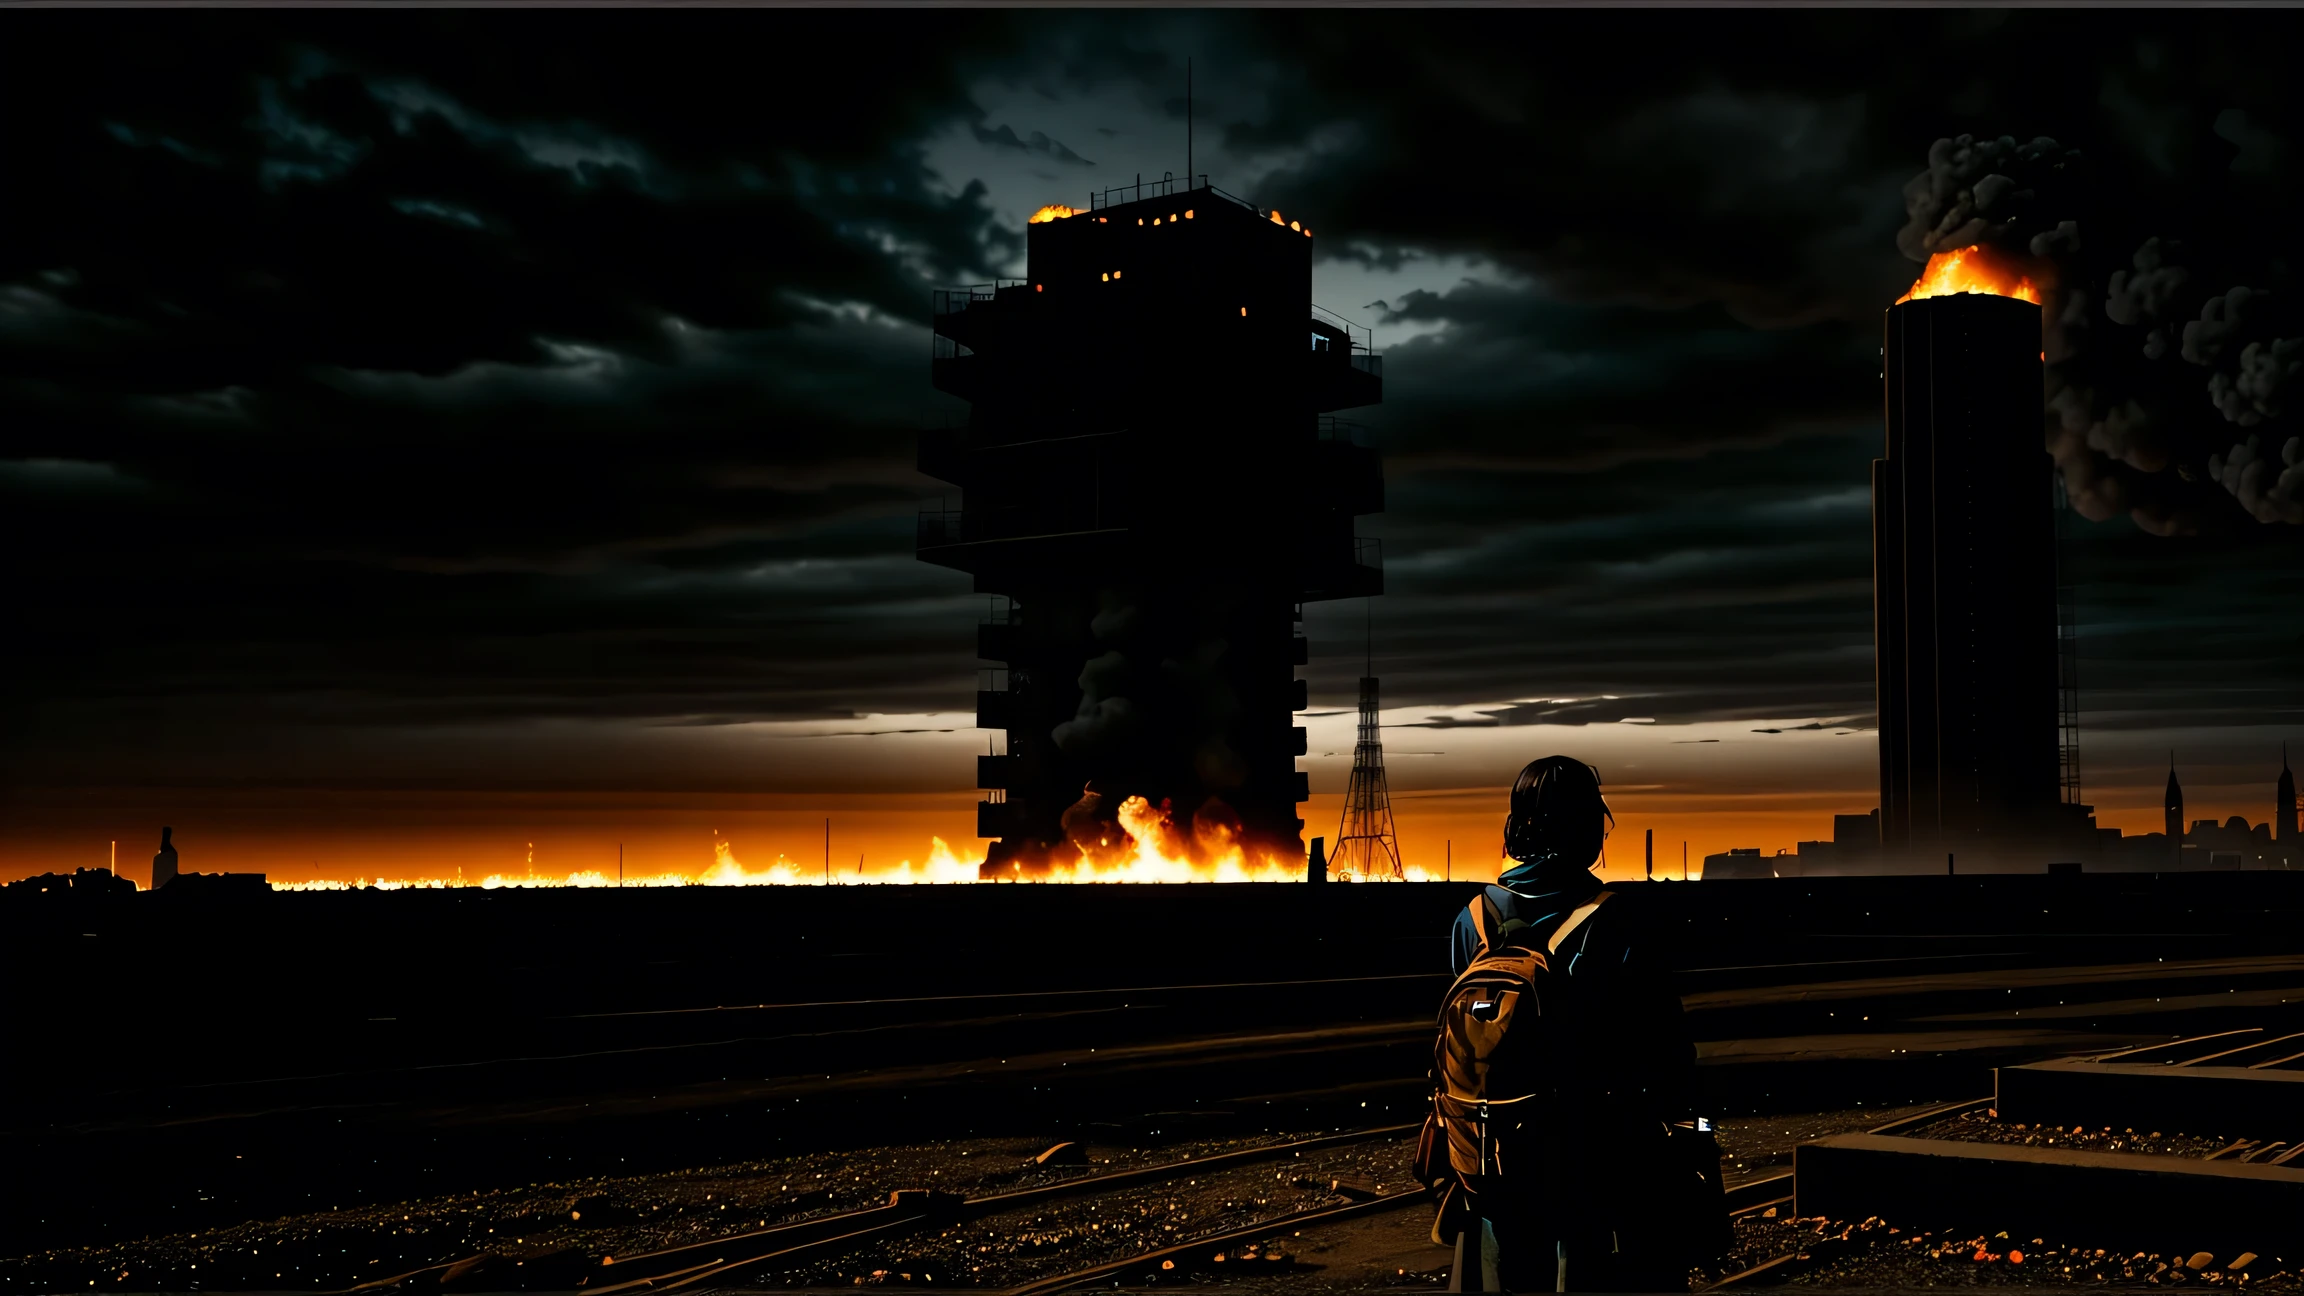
(977, 793), (1024, 840)
(931, 335), (986, 403)
(1313, 419), (1383, 516)
(1301, 536), (1383, 602)
(1309, 348), (1382, 412)
(917, 506), (1130, 580)
(976, 753), (1016, 789)
(930, 280), (1030, 351)
(1309, 304), (1382, 412)
(937, 336), (1380, 410)
(976, 687), (1018, 731)
(917, 414), (968, 484)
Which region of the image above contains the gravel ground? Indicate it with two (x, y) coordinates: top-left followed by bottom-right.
(1713, 1102), (1957, 1184)
(773, 1139), (1418, 1288)
(785, 1103), (1948, 1290)
(1696, 1211), (2303, 1291)
(1906, 1111), (2262, 1159)
(21, 1104), (2288, 1294)
(0, 1129), (1341, 1293)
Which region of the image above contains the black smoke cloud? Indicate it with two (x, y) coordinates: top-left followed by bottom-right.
(1896, 133), (2081, 263)
(1880, 107), (2304, 530)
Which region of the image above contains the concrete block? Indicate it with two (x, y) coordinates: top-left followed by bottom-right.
(1999, 1058), (2304, 1138)
(1795, 1133), (2304, 1253)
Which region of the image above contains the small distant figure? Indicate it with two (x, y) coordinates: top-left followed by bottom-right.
(1424, 756), (1726, 1292)
(152, 827), (179, 890)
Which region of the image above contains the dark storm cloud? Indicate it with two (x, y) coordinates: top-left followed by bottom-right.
(1308, 430), (1886, 728)
(0, 12), (1023, 788)
(1205, 9), (2302, 731)
(1210, 13), (1927, 327)
(2, 9), (2296, 798)
(1369, 283), (1875, 471)
(970, 124), (1096, 167)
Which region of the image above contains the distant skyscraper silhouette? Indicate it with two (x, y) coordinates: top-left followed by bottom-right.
(1331, 607), (1402, 881)
(2278, 745), (2297, 864)
(2165, 757), (2184, 868)
(152, 826), (179, 890)
(1873, 293), (2062, 861)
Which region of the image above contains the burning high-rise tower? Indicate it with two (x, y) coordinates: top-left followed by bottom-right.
(919, 179), (1383, 875)
(1873, 278), (2063, 862)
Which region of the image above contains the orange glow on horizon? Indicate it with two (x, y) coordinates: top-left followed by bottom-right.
(7, 762), (2269, 890)
(1896, 245), (2042, 305)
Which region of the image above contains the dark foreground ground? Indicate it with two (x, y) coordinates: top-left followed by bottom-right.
(4, 873), (2300, 1289)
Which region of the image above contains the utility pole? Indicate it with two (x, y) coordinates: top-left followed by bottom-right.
(824, 818), (831, 885)
(1445, 839), (1451, 882)
(1646, 828), (1653, 880)
(618, 843), (623, 888)
(1682, 841), (1688, 881)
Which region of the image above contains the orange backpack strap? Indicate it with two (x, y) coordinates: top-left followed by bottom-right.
(1463, 892), (1500, 960)
(1545, 888), (1614, 956)
(1466, 887), (1547, 964)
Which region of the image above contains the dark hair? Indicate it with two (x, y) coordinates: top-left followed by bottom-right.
(1502, 756), (1613, 869)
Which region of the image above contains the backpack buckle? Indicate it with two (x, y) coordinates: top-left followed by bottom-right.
(1477, 1100), (1492, 1176)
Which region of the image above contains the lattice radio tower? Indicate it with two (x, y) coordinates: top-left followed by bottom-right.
(1332, 600), (1403, 880)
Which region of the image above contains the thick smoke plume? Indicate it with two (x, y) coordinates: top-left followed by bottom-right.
(1897, 133), (2303, 530)
(2103, 237), (2198, 361)
(1899, 134), (2079, 263)
(1044, 587), (1265, 869)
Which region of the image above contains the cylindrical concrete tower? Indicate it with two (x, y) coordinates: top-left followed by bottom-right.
(1874, 293), (2060, 864)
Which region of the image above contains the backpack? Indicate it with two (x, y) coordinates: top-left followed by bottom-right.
(1417, 887), (1735, 1265)
(1417, 889), (1612, 1195)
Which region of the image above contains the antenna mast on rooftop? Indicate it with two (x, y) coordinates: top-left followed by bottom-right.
(1332, 599), (1403, 881)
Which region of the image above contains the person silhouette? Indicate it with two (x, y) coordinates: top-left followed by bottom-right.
(1440, 756), (1721, 1292)
(153, 827), (180, 889)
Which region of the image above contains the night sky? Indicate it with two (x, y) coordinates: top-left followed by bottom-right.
(3, 10), (2298, 884)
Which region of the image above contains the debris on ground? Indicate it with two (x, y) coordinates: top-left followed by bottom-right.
(1692, 1211), (2304, 1291)
(1906, 1111), (2237, 1158)
(0, 1128), (1339, 1292)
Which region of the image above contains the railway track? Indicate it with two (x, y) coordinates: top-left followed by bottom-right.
(335, 1124), (1422, 1294)
(610, 1126), (1831, 1295)
(331, 1110), (1909, 1294)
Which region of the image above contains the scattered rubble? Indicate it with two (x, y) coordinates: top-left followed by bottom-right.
(1910, 1110), (2240, 1158)
(766, 1139), (1412, 1287)
(0, 1129), (1328, 1292)
(1696, 1212), (2304, 1290)
(1712, 1102), (1954, 1183)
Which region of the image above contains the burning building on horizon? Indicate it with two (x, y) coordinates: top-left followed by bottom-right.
(917, 179), (1383, 877)
(1873, 264), (2074, 865)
